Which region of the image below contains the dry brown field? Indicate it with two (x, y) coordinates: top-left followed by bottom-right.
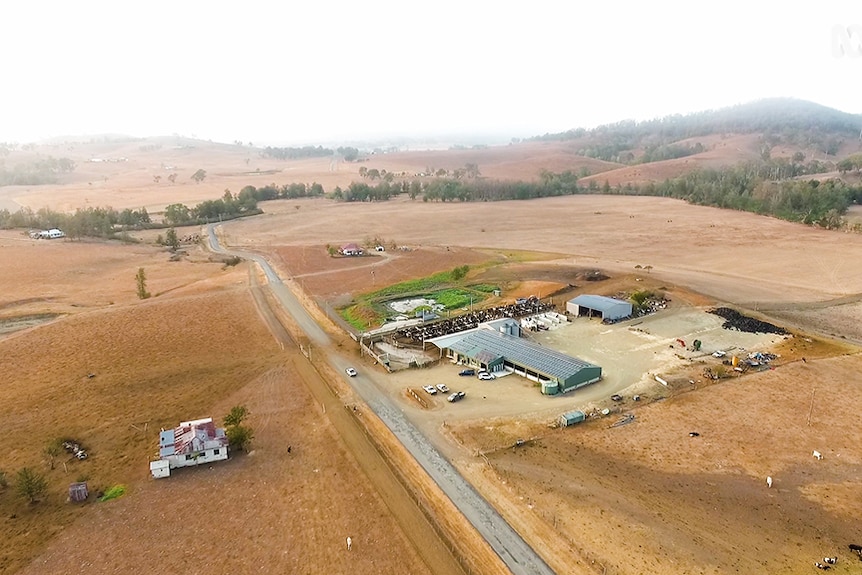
(0, 235), (436, 575)
(3, 138), (862, 575)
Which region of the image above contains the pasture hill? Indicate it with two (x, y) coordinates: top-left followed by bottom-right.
(2, 98), (861, 196)
(532, 97), (862, 186)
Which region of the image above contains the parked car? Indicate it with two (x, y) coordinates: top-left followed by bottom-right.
(345, 367), (357, 377)
(478, 371), (495, 380)
(422, 385), (438, 395)
(448, 391), (466, 402)
(611, 394), (623, 401)
(436, 384), (450, 393)
(458, 369), (475, 376)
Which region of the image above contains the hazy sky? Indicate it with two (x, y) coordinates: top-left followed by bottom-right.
(2, 1), (862, 145)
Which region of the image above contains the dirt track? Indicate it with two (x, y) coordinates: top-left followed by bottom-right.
(246, 265), (467, 575)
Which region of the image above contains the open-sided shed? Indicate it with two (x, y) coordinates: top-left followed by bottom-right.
(566, 295), (632, 322)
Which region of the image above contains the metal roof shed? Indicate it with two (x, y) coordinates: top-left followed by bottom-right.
(445, 329), (601, 393)
(69, 482), (89, 502)
(560, 410), (586, 427)
(566, 295), (632, 321)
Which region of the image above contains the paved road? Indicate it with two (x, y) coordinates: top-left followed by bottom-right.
(207, 224), (556, 575)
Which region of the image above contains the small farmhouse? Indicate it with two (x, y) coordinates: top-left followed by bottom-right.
(340, 242), (364, 256)
(149, 417), (229, 479)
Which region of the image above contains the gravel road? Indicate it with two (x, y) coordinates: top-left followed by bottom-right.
(207, 224), (555, 575)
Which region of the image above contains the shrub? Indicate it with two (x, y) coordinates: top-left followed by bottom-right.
(99, 484), (126, 502)
(226, 425), (254, 452)
(16, 467), (48, 504)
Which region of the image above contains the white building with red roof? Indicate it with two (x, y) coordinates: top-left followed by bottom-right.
(339, 242), (363, 256)
(149, 417), (229, 478)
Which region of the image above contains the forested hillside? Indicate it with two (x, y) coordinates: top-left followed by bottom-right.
(534, 98), (862, 164)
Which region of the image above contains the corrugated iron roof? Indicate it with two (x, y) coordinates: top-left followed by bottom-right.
(162, 418), (228, 457)
(447, 329), (599, 380)
(568, 294), (631, 312)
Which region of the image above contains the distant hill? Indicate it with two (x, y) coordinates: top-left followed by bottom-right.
(537, 98), (862, 142)
(534, 98), (862, 163)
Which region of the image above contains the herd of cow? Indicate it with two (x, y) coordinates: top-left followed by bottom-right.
(392, 296), (555, 347)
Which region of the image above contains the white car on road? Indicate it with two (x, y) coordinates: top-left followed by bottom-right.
(345, 367), (357, 377)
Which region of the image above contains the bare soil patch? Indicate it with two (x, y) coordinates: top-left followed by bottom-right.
(272, 245), (490, 304)
(224, 195), (862, 309)
(448, 352), (862, 575)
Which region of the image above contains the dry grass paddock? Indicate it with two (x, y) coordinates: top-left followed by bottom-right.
(0, 237), (433, 575)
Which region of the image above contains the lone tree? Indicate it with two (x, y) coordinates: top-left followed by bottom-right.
(16, 467), (48, 504)
(191, 169), (207, 183)
(223, 405), (254, 452)
(165, 227), (180, 251)
(136, 267), (151, 299)
(223, 405), (249, 427)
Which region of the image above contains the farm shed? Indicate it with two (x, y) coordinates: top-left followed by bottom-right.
(69, 482), (89, 502)
(560, 410), (586, 427)
(567, 295), (632, 322)
(150, 417), (229, 479)
(431, 328), (601, 395)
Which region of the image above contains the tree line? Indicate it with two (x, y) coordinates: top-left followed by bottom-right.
(0, 189), (263, 237)
(3, 155), (859, 238)
(320, 159), (862, 230)
(0, 156), (76, 186)
(837, 153), (862, 175)
(0, 181), (328, 237)
(261, 145), (334, 160)
(163, 188), (261, 225)
(260, 145), (361, 162)
(235, 182), (325, 202)
(0, 206), (151, 238)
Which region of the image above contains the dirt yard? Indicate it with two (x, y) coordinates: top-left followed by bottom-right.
(447, 352), (862, 575)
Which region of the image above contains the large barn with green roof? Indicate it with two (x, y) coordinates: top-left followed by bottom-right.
(428, 319), (601, 395)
